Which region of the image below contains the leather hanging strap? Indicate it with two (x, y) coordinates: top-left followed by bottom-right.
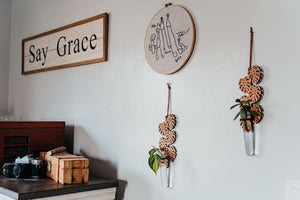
(167, 83), (171, 116)
(249, 27), (254, 71)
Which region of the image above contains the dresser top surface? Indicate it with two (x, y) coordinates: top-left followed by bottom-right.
(0, 176), (118, 200)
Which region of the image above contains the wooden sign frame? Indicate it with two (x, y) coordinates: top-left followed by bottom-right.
(22, 13), (108, 75)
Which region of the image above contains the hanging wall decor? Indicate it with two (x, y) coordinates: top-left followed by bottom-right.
(144, 3), (196, 75)
(230, 27), (264, 156)
(148, 83), (177, 188)
(22, 13), (108, 75)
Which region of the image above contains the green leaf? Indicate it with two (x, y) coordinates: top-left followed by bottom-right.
(233, 111), (240, 120)
(152, 154), (161, 175)
(148, 152), (162, 175)
(244, 106), (251, 111)
(241, 100), (251, 104)
(235, 99), (240, 102)
(240, 108), (247, 119)
(250, 110), (258, 116)
(148, 148), (157, 156)
(148, 155), (155, 168)
(230, 104), (239, 110)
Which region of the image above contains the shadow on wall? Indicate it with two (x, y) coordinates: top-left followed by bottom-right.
(65, 125), (74, 154)
(65, 126), (127, 199)
(80, 150), (127, 200)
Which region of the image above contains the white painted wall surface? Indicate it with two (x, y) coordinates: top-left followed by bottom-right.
(0, 0), (11, 115)
(7, 0), (300, 200)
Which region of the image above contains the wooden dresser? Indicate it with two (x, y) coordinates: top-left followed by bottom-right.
(0, 176), (118, 200)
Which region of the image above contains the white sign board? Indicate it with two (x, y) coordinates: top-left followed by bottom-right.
(22, 13), (108, 74)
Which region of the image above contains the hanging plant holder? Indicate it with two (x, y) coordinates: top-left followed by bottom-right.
(148, 83), (177, 188)
(231, 27), (264, 156)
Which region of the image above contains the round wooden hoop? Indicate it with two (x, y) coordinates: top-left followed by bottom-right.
(144, 5), (196, 75)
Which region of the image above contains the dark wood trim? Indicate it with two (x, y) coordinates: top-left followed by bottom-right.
(0, 176), (118, 200)
(0, 122), (65, 169)
(0, 122), (65, 129)
(22, 13), (109, 75)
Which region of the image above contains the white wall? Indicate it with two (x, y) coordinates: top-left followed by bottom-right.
(8, 0), (300, 200)
(0, 0), (11, 115)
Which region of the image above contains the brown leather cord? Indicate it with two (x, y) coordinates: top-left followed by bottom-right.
(167, 83), (171, 116)
(249, 27), (254, 71)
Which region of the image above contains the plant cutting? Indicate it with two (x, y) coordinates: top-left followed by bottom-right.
(148, 147), (162, 175)
(230, 99), (258, 132)
(148, 145), (172, 175)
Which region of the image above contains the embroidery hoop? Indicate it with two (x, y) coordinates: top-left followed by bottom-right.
(144, 4), (196, 75)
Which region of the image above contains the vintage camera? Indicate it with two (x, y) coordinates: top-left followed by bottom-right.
(2, 156), (45, 178)
(30, 159), (45, 178)
(2, 163), (15, 178)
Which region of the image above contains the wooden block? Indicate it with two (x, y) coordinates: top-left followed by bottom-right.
(83, 169), (89, 183)
(40, 151), (84, 182)
(59, 168), (72, 184)
(58, 158), (89, 184)
(40, 152), (46, 160)
(59, 168), (89, 184)
(59, 158), (89, 170)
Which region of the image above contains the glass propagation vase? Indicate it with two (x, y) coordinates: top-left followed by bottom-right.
(243, 130), (255, 156)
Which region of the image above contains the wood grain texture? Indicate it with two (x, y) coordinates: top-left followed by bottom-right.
(0, 176), (118, 200)
(251, 104), (263, 124)
(0, 122), (65, 171)
(238, 76), (251, 94)
(158, 114), (177, 166)
(41, 151), (84, 183)
(248, 65), (262, 85)
(158, 122), (168, 136)
(238, 64), (263, 131)
(59, 158), (89, 184)
(249, 85), (262, 104)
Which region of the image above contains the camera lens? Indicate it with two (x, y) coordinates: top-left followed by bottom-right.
(2, 163), (15, 177)
(13, 164), (22, 178)
(13, 164), (31, 178)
